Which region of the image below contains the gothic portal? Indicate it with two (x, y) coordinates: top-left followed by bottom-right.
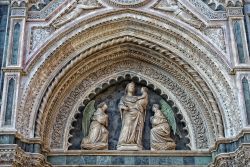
(0, 0), (250, 166)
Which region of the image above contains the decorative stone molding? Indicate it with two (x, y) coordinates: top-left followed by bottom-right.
(51, 52), (206, 150)
(17, 11), (240, 153)
(30, 27), (54, 51)
(35, 43), (223, 151)
(210, 145), (250, 167)
(11, 7), (27, 17)
(18, 12), (239, 145)
(105, 0), (150, 7)
(0, 145), (51, 167)
(227, 7), (243, 16)
(187, 0), (227, 20)
(0, 145), (16, 165)
(25, 0), (239, 20)
(27, 0), (65, 19)
(203, 27), (226, 52)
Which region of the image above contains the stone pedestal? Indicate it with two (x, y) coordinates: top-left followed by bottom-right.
(117, 144), (142, 151)
(81, 143), (108, 150)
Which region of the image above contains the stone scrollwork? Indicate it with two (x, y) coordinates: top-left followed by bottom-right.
(30, 27), (53, 52)
(17, 12), (240, 152)
(211, 145), (250, 167)
(0, 147), (15, 164)
(0, 145), (51, 167)
(45, 54), (208, 150)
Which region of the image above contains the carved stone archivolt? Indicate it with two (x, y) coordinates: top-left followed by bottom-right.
(39, 48), (219, 151)
(16, 11), (241, 153)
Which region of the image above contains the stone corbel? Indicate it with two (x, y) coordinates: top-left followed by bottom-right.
(0, 145), (51, 167)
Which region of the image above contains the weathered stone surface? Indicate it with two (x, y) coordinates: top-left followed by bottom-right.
(0, 0), (249, 166)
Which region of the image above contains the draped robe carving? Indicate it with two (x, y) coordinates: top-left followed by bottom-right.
(81, 102), (109, 150)
(150, 104), (176, 150)
(117, 83), (148, 150)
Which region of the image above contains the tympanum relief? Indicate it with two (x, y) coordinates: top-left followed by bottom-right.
(79, 82), (180, 151)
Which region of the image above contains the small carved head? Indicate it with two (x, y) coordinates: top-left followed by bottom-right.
(97, 102), (108, 111)
(125, 82), (136, 94)
(152, 104), (160, 112)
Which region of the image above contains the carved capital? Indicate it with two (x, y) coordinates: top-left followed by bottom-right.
(11, 7), (27, 17)
(227, 7), (244, 17)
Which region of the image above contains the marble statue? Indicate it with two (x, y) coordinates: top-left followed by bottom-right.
(117, 82), (148, 150)
(150, 104), (176, 151)
(81, 102), (109, 150)
(52, 0), (100, 28)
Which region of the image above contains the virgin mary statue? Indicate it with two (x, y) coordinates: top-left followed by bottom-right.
(117, 82), (148, 150)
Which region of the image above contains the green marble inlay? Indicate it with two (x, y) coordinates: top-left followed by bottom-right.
(5, 78), (15, 125)
(242, 77), (250, 124)
(234, 21), (246, 63)
(0, 135), (15, 144)
(47, 155), (212, 166)
(195, 157), (212, 165)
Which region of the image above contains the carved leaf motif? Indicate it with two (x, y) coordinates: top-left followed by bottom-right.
(160, 99), (177, 135)
(82, 100), (96, 137)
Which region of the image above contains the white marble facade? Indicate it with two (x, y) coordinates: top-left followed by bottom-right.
(0, 0), (250, 166)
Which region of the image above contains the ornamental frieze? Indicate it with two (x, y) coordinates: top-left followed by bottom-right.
(25, 0), (242, 20)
